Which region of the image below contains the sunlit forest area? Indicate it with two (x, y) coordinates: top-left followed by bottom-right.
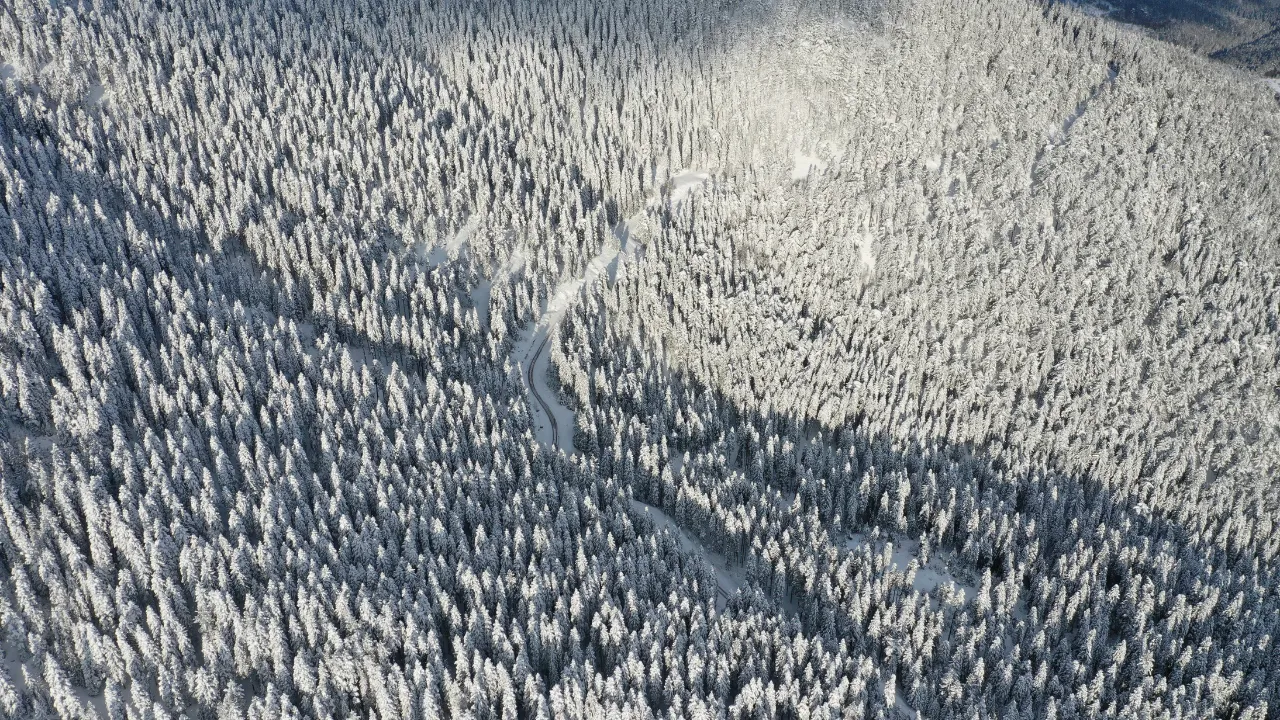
(1, 0), (1278, 717)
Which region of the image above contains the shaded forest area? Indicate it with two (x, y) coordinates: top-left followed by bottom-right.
(1064, 0), (1280, 77)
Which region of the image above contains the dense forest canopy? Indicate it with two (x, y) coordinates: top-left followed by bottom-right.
(1, 0), (1278, 718)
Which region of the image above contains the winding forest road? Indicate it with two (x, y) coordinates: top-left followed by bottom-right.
(518, 171), (708, 454)
(526, 332), (560, 450)
(628, 499), (733, 608)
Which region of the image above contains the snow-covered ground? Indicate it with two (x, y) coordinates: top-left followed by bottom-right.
(469, 279), (493, 328)
(0, 63), (16, 81)
(1267, 78), (1280, 95)
(628, 499), (743, 609)
(4, 425), (54, 457)
(769, 487), (799, 514)
(879, 676), (919, 720)
(844, 532), (975, 603)
(541, 236), (621, 328)
(0, 639), (31, 703)
(857, 232), (876, 273)
(471, 246), (525, 329)
(85, 82), (104, 105)
(512, 324), (576, 452)
(668, 449), (689, 477)
(670, 170), (711, 203)
(790, 152), (826, 181)
(424, 215), (479, 268)
(1, 632), (109, 718)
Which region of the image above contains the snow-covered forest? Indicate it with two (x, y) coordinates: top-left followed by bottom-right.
(1, 0), (1278, 717)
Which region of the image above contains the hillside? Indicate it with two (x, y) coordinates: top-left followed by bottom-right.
(1067, 0), (1280, 76)
(1, 0), (1277, 718)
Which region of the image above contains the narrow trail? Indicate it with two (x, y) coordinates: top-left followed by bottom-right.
(1030, 62), (1120, 185)
(512, 170), (710, 453)
(512, 171), (727, 603)
(706, 566), (732, 608)
(526, 333), (560, 449)
(628, 500), (733, 609)
(513, 323), (570, 452)
(675, 542), (732, 609)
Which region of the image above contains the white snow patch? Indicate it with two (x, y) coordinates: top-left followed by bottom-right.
(0, 633), (109, 719)
(448, 215), (480, 253)
(770, 487), (799, 514)
(0, 63), (15, 81)
(670, 170), (710, 202)
(857, 234), (876, 272)
(0, 639), (29, 696)
(471, 246), (526, 328)
(543, 238), (618, 328)
(791, 152), (826, 180)
(496, 245), (527, 278)
(296, 320), (317, 356)
(1267, 78), (1280, 95)
(877, 675), (919, 720)
(607, 235), (638, 284)
(470, 279), (493, 328)
(667, 450), (689, 477)
(85, 82), (104, 105)
(425, 215), (479, 267)
(844, 533), (972, 603)
(5, 425), (55, 458)
(895, 690), (918, 720)
(629, 499), (744, 608)
(425, 246), (450, 267)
